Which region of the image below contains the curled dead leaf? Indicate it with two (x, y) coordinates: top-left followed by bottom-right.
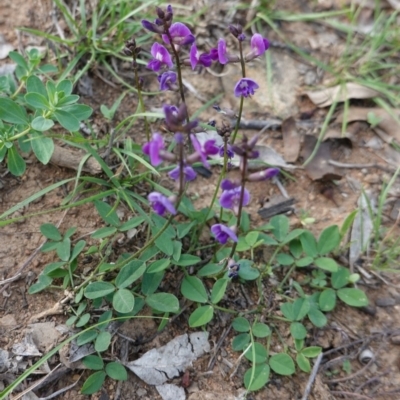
(306, 83), (379, 108)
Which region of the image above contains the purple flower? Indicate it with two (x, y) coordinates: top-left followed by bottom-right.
(248, 168), (280, 181)
(147, 43), (173, 72)
(190, 134), (211, 169)
(141, 20), (164, 34)
(158, 71), (177, 91)
(142, 133), (165, 166)
(217, 39), (228, 64)
(162, 22), (195, 45)
(209, 48), (219, 61)
(189, 43), (213, 70)
(234, 78), (259, 98)
(148, 192), (177, 216)
(227, 259), (240, 278)
(219, 144), (234, 159)
(221, 179), (239, 191)
(250, 33), (269, 56)
(220, 186), (250, 214)
(204, 140), (219, 155)
(169, 164), (197, 181)
(164, 103), (198, 134)
(211, 224), (238, 244)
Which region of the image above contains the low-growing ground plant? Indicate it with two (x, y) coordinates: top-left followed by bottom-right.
(3, 2), (393, 398)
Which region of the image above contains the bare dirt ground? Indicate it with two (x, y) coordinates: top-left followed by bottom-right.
(1, 0), (400, 399)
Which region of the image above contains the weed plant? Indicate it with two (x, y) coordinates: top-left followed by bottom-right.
(0, 3), (376, 397)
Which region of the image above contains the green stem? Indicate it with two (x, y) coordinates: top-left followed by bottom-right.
(278, 264), (296, 290)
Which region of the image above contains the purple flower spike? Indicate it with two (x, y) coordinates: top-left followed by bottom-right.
(234, 78), (259, 98)
(142, 133), (165, 166)
(220, 186), (250, 214)
(158, 71), (177, 91)
(211, 224), (238, 244)
(169, 164), (197, 181)
(162, 22), (195, 45)
(148, 192), (177, 216)
(141, 20), (163, 34)
(217, 39), (228, 64)
(219, 144), (234, 159)
(147, 43), (173, 72)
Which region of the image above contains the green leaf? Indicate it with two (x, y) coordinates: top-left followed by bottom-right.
(232, 317), (250, 332)
(56, 80), (73, 96)
(245, 231), (259, 247)
(172, 240), (182, 261)
(85, 282), (115, 299)
(258, 233), (278, 246)
(26, 75), (47, 97)
(244, 364), (270, 391)
(289, 239), (303, 258)
(319, 289), (336, 312)
(181, 276), (208, 303)
(147, 259), (170, 274)
(91, 226), (117, 239)
(7, 146), (26, 176)
(236, 237), (251, 252)
(77, 330), (97, 346)
(8, 51), (28, 70)
(141, 271), (164, 295)
(269, 353), (295, 376)
(276, 253), (294, 266)
(296, 256), (313, 267)
(238, 260), (260, 281)
(83, 355), (104, 371)
(30, 131), (54, 164)
(302, 346), (322, 358)
(300, 231), (318, 257)
(337, 288), (369, 307)
(113, 289), (135, 313)
(105, 362), (127, 381)
(31, 116), (54, 132)
(232, 333), (250, 351)
(308, 308), (327, 328)
(197, 263), (223, 277)
(340, 210), (358, 237)
(296, 353), (311, 373)
(244, 342), (267, 363)
(25, 92), (50, 110)
(115, 260), (145, 289)
(146, 293), (179, 313)
(175, 254), (201, 267)
(317, 225), (340, 255)
(40, 223), (62, 241)
(62, 104), (93, 121)
(81, 371), (106, 395)
(188, 305), (214, 327)
(56, 237), (71, 261)
(292, 297), (310, 321)
(54, 109), (80, 131)
(28, 274), (52, 294)
(211, 278), (228, 304)
(280, 302), (295, 321)
(119, 216), (145, 231)
(176, 221), (196, 239)
(94, 200), (120, 227)
(0, 98), (28, 124)
(331, 267), (350, 289)
(290, 322), (307, 340)
(155, 233), (174, 256)
(76, 313), (90, 328)
(252, 323), (271, 338)
(95, 331), (111, 352)
(282, 229), (305, 244)
(314, 257), (338, 273)
(57, 94), (80, 106)
(270, 215), (289, 241)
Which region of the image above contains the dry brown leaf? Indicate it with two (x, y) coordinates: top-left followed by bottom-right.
(301, 135), (342, 181)
(306, 83), (379, 108)
(336, 107), (400, 143)
(281, 117), (300, 162)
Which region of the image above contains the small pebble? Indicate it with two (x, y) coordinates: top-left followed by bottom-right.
(360, 305), (377, 316)
(375, 297), (396, 307)
(390, 336), (400, 345)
